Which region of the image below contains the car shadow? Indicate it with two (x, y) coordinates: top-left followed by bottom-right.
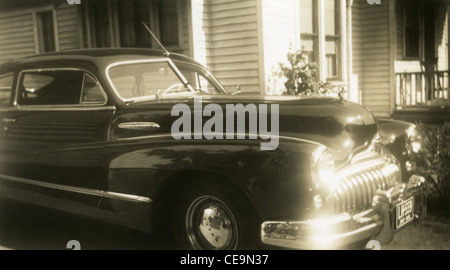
(0, 199), (168, 250)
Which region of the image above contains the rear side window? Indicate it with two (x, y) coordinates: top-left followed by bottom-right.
(17, 70), (106, 106)
(81, 74), (107, 104)
(0, 73), (14, 107)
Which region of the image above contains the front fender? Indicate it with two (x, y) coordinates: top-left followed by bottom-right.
(376, 118), (415, 181)
(103, 136), (321, 225)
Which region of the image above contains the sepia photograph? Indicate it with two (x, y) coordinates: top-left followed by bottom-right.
(0, 0), (448, 254)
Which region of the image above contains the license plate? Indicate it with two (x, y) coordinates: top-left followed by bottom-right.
(396, 197), (414, 229)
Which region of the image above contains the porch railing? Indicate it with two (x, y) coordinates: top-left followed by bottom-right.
(395, 71), (450, 108)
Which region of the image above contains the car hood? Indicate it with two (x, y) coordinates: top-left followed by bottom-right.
(130, 94), (378, 161)
(277, 97), (377, 161)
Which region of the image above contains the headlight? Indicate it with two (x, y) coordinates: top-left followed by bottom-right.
(406, 124), (422, 153)
(311, 146), (335, 187)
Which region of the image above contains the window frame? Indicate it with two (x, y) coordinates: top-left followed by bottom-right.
(0, 73), (15, 108)
(83, 0), (184, 50)
(14, 68), (108, 108)
(83, 0), (114, 48)
(300, 0), (319, 64)
(36, 10), (57, 53)
(324, 0), (341, 80)
(34, 8), (59, 53)
(402, 0), (424, 60)
(299, 0), (344, 82)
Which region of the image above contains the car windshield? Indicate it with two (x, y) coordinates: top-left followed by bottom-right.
(174, 61), (227, 95)
(107, 60), (226, 102)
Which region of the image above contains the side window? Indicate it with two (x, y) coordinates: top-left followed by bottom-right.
(18, 70), (84, 106)
(81, 74), (107, 104)
(0, 73), (14, 107)
(17, 70), (105, 106)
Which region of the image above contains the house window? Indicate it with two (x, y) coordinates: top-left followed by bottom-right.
(324, 0), (340, 79)
(300, 0), (342, 80)
(300, 0), (319, 63)
(83, 0), (182, 49)
(85, 0), (112, 48)
(157, 0), (180, 47)
(117, 0), (152, 48)
(36, 11), (56, 53)
(403, 0), (421, 59)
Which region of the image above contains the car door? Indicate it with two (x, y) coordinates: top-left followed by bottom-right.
(0, 68), (115, 217)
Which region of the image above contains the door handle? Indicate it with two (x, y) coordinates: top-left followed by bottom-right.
(2, 118), (16, 124)
(118, 122), (160, 131)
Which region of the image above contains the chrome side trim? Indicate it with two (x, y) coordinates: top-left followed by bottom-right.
(112, 132), (322, 146)
(0, 174), (152, 203)
(9, 105), (116, 112)
(118, 122), (160, 130)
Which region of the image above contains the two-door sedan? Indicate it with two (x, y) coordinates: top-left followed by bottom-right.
(0, 48), (428, 249)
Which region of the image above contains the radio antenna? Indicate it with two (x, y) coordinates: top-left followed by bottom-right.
(141, 21), (170, 57)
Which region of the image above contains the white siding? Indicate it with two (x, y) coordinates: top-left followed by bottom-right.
(352, 0), (391, 117)
(0, 4), (83, 64)
(207, 0), (261, 93)
(0, 12), (36, 63)
(56, 4), (82, 51)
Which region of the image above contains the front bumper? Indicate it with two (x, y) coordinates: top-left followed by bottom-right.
(261, 174), (428, 249)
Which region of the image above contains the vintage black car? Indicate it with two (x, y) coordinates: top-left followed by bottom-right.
(0, 48), (428, 250)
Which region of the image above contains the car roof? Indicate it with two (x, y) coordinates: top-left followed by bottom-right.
(0, 48), (201, 72)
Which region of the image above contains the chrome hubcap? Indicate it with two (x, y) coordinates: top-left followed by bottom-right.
(186, 196), (238, 250)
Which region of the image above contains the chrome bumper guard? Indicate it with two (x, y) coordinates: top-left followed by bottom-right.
(261, 174), (428, 249)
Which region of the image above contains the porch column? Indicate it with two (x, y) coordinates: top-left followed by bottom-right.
(389, 0), (397, 115)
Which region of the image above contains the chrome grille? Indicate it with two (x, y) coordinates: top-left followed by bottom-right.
(331, 163), (400, 214)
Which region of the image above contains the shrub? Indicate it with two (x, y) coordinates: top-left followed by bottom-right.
(411, 122), (450, 218)
(278, 47), (321, 95)
(268, 46), (347, 98)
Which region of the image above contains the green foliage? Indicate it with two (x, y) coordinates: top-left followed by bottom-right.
(411, 122), (450, 217)
(270, 46), (347, 97)
(277, 47), (321, 95)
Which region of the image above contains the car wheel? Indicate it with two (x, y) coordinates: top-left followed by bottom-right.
(168, 180), (260, 250)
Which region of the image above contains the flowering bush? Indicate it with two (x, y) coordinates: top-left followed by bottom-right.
(279, 47), (321, 95)
(268, 46), (346, 98)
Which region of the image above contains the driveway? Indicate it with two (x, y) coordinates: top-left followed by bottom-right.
(0, 200), (448, 250)
(383, 218), (450, 250)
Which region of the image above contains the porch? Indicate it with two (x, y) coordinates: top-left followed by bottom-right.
(393, 71), (450, 124)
